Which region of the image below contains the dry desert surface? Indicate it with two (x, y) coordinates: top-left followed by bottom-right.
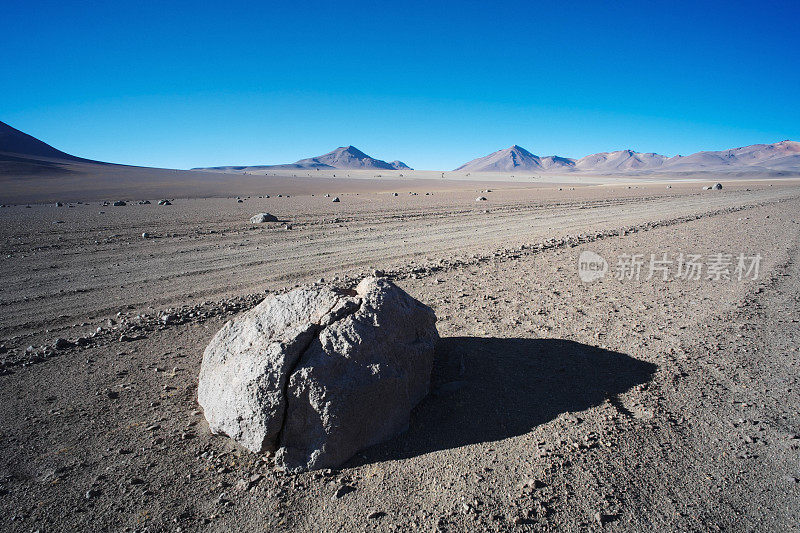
(1, 178), (800, 531)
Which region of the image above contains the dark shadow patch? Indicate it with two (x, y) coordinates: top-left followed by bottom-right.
(350, 337), (656, 465)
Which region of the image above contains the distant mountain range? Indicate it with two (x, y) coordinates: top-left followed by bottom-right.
(2, 120), (799, 177)
(194, 146), (412, 171)
(574, 150), (668, 172)
(457, 141), (800, 173)
(455, 145), (576, 172)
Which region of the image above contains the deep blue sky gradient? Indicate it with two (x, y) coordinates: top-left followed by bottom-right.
(3, 0), (799, 169)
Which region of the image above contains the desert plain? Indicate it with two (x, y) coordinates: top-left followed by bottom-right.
(1, 175), (800, 531)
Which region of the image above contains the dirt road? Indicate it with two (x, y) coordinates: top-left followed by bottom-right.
(1, 180), (799, 531)
(1, 182), (797, 348)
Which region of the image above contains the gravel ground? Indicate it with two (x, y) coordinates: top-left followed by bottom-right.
(1, 180), (799, 531)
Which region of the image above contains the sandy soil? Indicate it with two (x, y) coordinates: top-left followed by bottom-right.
(4, 154), (795, 205)
(1, 178), (799, 531)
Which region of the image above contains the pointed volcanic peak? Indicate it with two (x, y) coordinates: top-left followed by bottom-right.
(0, 120), (83, 161)
(455, 145), (574, 172)
(193, 146), (411, 172)
(455, 145), (540, 172)
(575, 149), (668, 172)
(389, 160), (412, 170)
(662, 140), (800, 171)
(293, 145), (399, 170)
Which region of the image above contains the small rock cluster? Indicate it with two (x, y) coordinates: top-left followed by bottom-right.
(0, 295), (262, 372)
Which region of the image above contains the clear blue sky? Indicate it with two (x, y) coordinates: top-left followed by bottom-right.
(3, 0), (799, 170)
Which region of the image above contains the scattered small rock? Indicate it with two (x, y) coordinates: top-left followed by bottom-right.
(52, 338), (72, 350)
(333, 484), (356, 499)
(250, 213), (278, 224)
(594, 511), (617, 525)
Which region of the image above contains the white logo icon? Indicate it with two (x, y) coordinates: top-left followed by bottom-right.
(578, 250), (608, 282)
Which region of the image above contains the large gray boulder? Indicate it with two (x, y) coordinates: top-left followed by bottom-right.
(197, 277), (438, 471)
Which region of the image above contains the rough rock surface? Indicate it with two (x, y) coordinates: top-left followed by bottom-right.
(197, 277), (439, 471)
(249, 212), (278, 223)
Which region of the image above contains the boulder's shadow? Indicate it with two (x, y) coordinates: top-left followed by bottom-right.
(351, 337), (656, 465)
